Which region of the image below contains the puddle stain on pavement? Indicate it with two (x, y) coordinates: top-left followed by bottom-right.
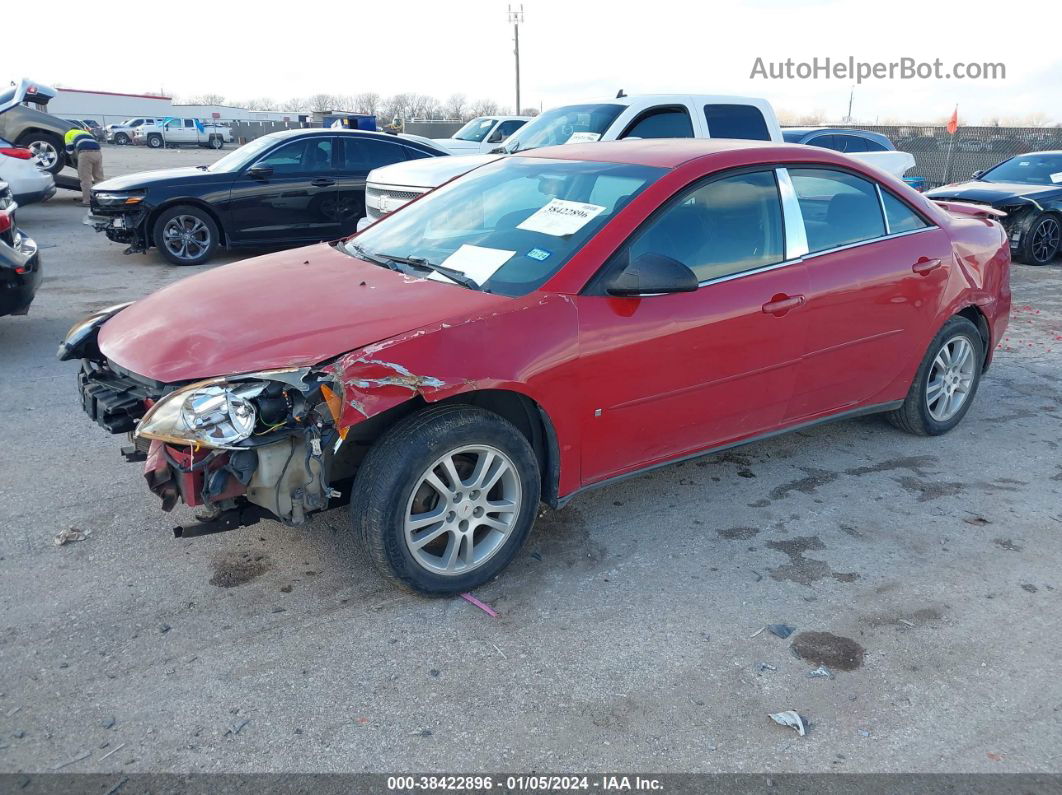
(765, 536), (859, 585)
(790, 631), (866, 671)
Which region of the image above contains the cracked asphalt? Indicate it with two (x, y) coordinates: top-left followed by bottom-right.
(1, 146), (1061, 774)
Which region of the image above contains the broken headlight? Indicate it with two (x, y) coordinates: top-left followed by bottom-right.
(136, 370), (309, 449)
(94, 191), (144, 207)
(56, 302), (134, 361)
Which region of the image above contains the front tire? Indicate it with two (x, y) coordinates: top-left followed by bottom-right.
(114, 132), (130, 146)
(887, 316), (983, 436)
(1019, 213), (1061, 266)
(152, 205), (219, 266)
(351, 404), (541, 595)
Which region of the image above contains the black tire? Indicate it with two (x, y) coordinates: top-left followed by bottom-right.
(15, 131), (65, 175)
(887, 316), (984, 436)
(146, 134), (163, 149)
(208, 136), (224, 150)
(114, 132), (130, 146)
(351, 404), (541, 595)
(152, 205), (220, 266)
(1018, 213), (1061, 266)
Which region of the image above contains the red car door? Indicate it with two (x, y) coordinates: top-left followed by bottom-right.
(574, 169), (809, 485)
(783, 168), (952, 421)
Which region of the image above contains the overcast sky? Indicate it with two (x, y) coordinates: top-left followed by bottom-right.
(11, 0), (1061, 124)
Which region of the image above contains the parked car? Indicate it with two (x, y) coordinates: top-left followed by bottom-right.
(926, 150), (1062, 265)
(0, 181), (42, 316)
(87, 129), (448, 265)
(64, 119), (105, 142)
(430, 116), (530, 154)
(0, 79), (77, 175)
(360, 94), (915, 228)
(133, 118), (234, 150)
(0, 137), (55, 205)
(781, 127), (895, 152)
(61, 139), (1011, 593)
(105, 118), (166, 146)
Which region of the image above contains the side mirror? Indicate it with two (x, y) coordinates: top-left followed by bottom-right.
(606, 252), (699, 297)
(487, 129), (506, 144)
(248, 164), (273, 179)
(971, 170), (985, 180)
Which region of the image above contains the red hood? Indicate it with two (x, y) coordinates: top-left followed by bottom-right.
(98, 243), (508, 382)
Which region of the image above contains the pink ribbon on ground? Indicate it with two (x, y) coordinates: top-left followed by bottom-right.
(460, 592), (498, 618)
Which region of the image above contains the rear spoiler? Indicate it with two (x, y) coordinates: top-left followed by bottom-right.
(931, 200), (1007, 220)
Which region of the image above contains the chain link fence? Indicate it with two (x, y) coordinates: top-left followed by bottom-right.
(834, 124), (1062, 189)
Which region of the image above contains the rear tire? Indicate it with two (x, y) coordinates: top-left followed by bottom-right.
(351, 404), (541, 595)
(15, 131), (65, 175)
(887, 316), (983, 436)
(1018, 213), (1061, 266)
(152, 205), (219, 266)
(146, 134), (163, 149)
(209, 136), (224, 150)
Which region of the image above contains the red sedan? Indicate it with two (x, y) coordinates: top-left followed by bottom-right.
(61, 139), (1011, 594)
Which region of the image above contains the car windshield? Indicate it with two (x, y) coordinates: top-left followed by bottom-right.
(342, 156), (663, 297)
(206, 133), (286, 172)
(453, 118), (496, 142)
(501, 104), (626, 153)
(980, 154), (1062, 185)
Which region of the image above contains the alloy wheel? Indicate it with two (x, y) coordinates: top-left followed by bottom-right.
(404, 444), (522, 576)
(925, 335), (976, 422)
(162, 215), (211, 261)
(28, 141), (58, 170)
(1031, 217), (1061, 263)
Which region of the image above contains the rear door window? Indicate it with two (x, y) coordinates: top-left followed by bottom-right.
(703, 104), (772, 141)
(343, 138), (414, 171)
(620, 107), (694, 139)
(881, 191), (930, 233)
(789, 168), (886, 253)
(838, 135), (868, 153)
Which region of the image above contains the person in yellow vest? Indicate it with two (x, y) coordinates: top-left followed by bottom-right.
(64, 128), (103, 206)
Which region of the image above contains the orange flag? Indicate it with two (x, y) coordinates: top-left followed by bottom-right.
(946, 106), (959, 135)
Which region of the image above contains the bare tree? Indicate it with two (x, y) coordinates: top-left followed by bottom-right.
(443, 93), (468, 120)
(352, 92), (381, 115)
(382, 93), (415, 122)
(519, 107), (540, 117)
(183, 93), (227, 106)
(469, 98), (500, 118)
(239, 97), (276, 111)
(307, 93), (338, 113)
(280, 97), (311, 113)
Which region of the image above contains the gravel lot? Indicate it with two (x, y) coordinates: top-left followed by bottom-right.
(2, 145), (1061, 775)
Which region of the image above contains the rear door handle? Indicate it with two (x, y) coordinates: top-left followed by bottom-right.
(912, 257), (942, 274)
(311, 178), (336, 187)
(761, 294), (805, 315)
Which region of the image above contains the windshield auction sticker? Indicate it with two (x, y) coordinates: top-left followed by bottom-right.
(1051, 172), (1062, 184)
(566, 132), (602, 143)
(518, 199), (606, 237)
(440, 244), (515, 285)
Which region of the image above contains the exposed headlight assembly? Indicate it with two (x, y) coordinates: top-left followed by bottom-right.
(136, 369), (310, 450)
(56, 302), (133, 361)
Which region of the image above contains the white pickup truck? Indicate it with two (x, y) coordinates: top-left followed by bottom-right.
(430, 116), (531, 154)
(132, 118), (234, 150)
(359, 94), (915, 229)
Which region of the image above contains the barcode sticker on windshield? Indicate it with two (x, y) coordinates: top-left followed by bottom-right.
(566, 132), (601, 144)
(440, 244), (514, 285)
(1051, 172), (1062, 184)
(517, 199), (606, 237)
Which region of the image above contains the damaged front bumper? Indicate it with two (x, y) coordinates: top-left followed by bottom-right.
(87, 209), (149, 253)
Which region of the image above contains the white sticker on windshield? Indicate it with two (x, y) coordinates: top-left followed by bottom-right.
(566, 132), (601, 144)
(517, 199), (606, 237)
(440, 244), (514, 285)
(1051, 172), (1062, 184)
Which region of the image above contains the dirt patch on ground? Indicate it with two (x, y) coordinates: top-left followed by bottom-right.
(765, 536), (859, 585)
(893, 476), (965, 502)
(769, 468), (838, 501)
(718, 526), (759, 541)
(210, 552), (271, 588)
(845, 456), (938, 477)
(791, 631), (866, 671)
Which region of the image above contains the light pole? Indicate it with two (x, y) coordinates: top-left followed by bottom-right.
(508, 4), (524, 114)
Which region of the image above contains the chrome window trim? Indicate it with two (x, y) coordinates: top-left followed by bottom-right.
(776, 168), (809, 260)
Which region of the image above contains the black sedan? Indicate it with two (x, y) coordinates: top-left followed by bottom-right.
(0, 180), (42, 316)
(88, 129), (448, 266)
(927, 151), (1062, 265)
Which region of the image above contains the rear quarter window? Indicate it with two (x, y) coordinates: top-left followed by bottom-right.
(704, 104), (771, 141)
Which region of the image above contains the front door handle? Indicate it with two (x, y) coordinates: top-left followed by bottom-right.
(912, 257), (942, 275)
(761, 294), (805, 316)
(311, 178), (336, 187)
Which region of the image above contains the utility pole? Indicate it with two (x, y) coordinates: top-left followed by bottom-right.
(508, 4), (525, 114)
(846, 86), (854, 123)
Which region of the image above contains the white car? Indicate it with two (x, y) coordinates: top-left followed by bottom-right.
(0, 137), (55, 205)
(430, 116), (530, 154)
(105, 118), (166, 146)
(132, 118), (233, 149)
(359, 94), (915, 230)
